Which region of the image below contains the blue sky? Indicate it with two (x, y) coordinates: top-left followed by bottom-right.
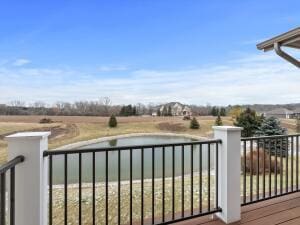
(0, 1), (300, 105)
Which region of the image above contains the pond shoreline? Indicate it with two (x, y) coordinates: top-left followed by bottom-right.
(54, 132), (208, 150)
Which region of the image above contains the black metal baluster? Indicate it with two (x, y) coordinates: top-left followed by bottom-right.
(141, 148), (144, 225)
(291, 137), (294, 191)
(297, 136), (299, 190)
(10, 167), (15, 225)
(243, 140), (246, 204)
(0, 173), (5, 225)
(263, 139), (266, 199)
(256, 139), (260, 200)
(280, 138), (283, 195)
(79, 153), (82, 225)
(215, 143), (219, 209)
(275, 139), (278, 196)
(191, 144), (194, 216)
(49, 155), (53, 225)
(172, 146), (175, 220)
(118, 150), (121, 225)
(268, 139), (272, 197)
(130, 148), (133, 225)
(250, 140), (253, 201)
(286, 137), (289, 193)
(92, 152), (96, 225)
(64, 154), (68, 225)
(208, 143), (211, 212)
(199, 144), (202, 213)
(106, 151), (109, 225)
(181, 145), (184, 218)
(162, 147), (165, 223)
(152, 148), (155, 224)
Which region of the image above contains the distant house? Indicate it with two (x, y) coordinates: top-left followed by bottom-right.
(264, 108), (300, 119)
(159, 102), (192, 116)
(151, 112), (157, 117)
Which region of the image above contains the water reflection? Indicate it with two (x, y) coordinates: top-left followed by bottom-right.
(52, 135), (215, 185)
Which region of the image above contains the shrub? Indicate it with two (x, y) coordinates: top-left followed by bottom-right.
(242, 148), (281, 175)
(190, 117), (200, 129)
(215, 115), (223, 126)
(39, 118), (53, 124)
(108, 115), (117, 128)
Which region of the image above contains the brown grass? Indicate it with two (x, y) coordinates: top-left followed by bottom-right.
(0, 115), (234, 163)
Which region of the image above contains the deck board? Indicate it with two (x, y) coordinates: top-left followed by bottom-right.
(175, 192), (300, 225)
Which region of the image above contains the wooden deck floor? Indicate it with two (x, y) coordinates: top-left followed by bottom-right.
(176, 192), (300, 225)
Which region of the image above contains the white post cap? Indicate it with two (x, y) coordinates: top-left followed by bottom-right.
(5, 132), (51, 140)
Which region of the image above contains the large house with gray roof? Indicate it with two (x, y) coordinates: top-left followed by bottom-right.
(263, 108), (300, 119)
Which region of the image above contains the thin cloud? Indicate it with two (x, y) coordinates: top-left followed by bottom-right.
(0, 53), (299, 105)
(12, 59), (31, 67)
(98, 65), (129, 72)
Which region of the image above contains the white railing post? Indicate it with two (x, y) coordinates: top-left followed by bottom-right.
(5, 132), (50, 225)
(213, 126), (242, 224)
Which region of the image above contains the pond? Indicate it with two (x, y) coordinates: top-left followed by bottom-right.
(52, 135), (216, 185)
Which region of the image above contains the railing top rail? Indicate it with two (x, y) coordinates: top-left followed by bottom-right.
(43, 139), (222, 156)
(0, 155), (25, 174)
(241, 133), (300, 141)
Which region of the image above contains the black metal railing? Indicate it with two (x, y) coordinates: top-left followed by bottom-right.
(44, 139), (222, 225)
(0, 155), (25, 225)
(241, 134), (300, 206)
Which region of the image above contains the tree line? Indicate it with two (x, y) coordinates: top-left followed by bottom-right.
(0, 99), (233, 117)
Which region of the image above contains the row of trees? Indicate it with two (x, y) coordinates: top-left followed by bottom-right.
(0, 99), (234, 117)
(119, 105), (138, 116)
(0, 99), (158, 117)
(210, 106), (227, 116)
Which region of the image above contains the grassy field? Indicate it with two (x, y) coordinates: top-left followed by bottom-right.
(0, 115), (298, 224)
(0, 115), (235, 163)
(51, 158), (298, 225)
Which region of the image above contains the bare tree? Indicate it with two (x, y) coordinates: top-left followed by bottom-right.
(33, 101), (46, 108)
(100, 97), (112, 116)
(9, 100), (26, 107)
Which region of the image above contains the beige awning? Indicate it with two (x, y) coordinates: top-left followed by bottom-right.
(257, 27), (300, 68)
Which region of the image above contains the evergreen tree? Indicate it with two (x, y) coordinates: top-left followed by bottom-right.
(255, 117), (286, 136)
(132, 106), (137, 116)
(108, 114), (117, 127)
(255, 117), (287, 156)
(215, 114), (223, 126)
(119, 105), (137, 116)
(219, 107), (226, 116)
(211, 106), (219, 116)
(167, 105), (172, 116)
(190, 117), (200, 129)
(126, 105), (133, 116)
(234, 107), (261, 137)
(119, 106), (125, 116)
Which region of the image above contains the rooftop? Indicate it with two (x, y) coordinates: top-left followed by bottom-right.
(257, 27), (300, 68)
(257, 27), (300, 51)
